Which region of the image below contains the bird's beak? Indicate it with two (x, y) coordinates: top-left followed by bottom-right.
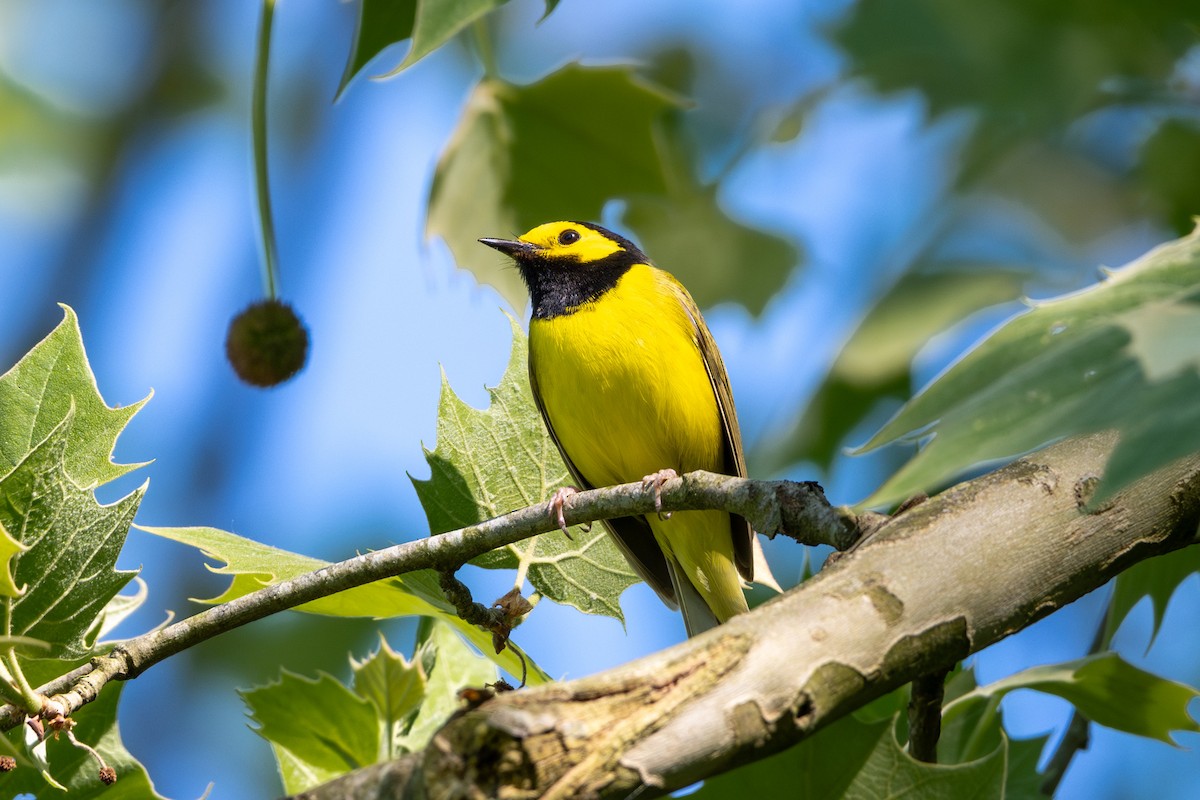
(478, 237), (538, 259)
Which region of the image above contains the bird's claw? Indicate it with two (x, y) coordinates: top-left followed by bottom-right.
(549, 487), (579, 539)
(642, 468), (679, 520)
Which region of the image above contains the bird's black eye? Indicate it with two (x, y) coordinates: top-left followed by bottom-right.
(558, 229), (580, 246)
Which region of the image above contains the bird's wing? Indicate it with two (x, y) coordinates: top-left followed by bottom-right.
(668, 277), (755, 582)
(528, 363), (679, 608)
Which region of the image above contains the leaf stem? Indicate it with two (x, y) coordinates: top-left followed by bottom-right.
(470, 19), (498, 78)
(253, 0), (281, 299)
(0, 650), (41, 715)
(960, 694), (1002, 762)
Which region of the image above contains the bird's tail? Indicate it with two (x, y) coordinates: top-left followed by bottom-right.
(654, 510), (749, 637)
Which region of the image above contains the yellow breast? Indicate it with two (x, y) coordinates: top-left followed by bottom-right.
(529, 264), (723, 488)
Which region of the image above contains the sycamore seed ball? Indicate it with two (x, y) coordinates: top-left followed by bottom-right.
(225, 299), (309, 387)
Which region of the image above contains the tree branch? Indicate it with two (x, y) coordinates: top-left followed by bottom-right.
(0, 473), (852, 731)
(292, 433), (1200, 800)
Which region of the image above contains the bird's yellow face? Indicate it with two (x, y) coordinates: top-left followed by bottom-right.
(515, 221), (625, 264)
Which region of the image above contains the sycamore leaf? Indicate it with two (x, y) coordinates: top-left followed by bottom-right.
(0, 304), (149, 489)
(943, 652), (1200, 745)
(342, 0), (552, 93)
(411, 317), (639, 620)
(844, 717), (1006, 800)
(0, 413), (141, 658)
(396, 620), (497, 753)
(857, 226), (1200, 507)
(352, 635), (427, 746)
(338, 0), (416, 96)
(427, 64), (679, 312)
(1105, 547), (1200, 649)
(243, 670), (381, 795)
(622, 178), (798, 317)
(692, 711), (1006, 800)
(136, 524), (548, 683)
(244, 622), (494, 794)
(761, 268), (1026, 472)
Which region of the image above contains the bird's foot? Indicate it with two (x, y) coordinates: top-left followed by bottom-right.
(548, 486), (582, 539)
(641, 468), (679, 520)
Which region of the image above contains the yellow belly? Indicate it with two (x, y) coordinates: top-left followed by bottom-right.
(530, 264), (746, 623)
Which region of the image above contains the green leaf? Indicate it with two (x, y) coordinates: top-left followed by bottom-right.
(1, 671), (164, 799)
(0, 413), (141, 658)
(1004, 734), (1052, 800)
(1139, 120), (1200, 235)
(342, 0), (541, 92)
(692, 713), (892, 799)
(622, 180), (797, 317)
(836, 0), (1198, 134)
(0, 521), (26, 599)
(136, 524), (549, 683)
(399, 0), (504, 71)
(396, 620), (497, 752)
(427, 64), (680, 311)
(943, 652), (1200, 745)
(245, 622), (495, 793)
(0, 304), (149, 489)
(1105, 547), (1200, 648)
(352, 635), (427, 736)
(338, 0), (417, 96)
(243, 670), (381, 795)
(857, 226), (1200, 507)
(762, 268), (1025, 471)
(411, 317), (639, 620)
(936, 665), (1051, 795)
(845, 716), (1006, 800)
(694, 707), (1006, 800)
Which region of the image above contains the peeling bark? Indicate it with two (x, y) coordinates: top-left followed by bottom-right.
(293, 434), (1200, 800)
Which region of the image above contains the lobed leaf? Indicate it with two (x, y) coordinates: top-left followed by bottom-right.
(352, 635), (427, 745)
(1104, 547), (1200, 649)
(943, 652), (1200, 745)
(0, 305), (149, 489)
(0, 413), (141, 658)
(243, 670), (381, 795)
(761, 268), (1026, 472)
(692, 711), (1007, 800)
(857, 226), (1200, 507)
(412, 317), (639, 620)
(427, 64), (679, 312)
(396, 621), (497, 753)
(244, 623), (495, 794)
(137, 524), (548, 683)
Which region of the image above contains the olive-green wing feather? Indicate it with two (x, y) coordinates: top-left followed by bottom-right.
(527, 364), (679, 608)
(668, 277), (755, 581)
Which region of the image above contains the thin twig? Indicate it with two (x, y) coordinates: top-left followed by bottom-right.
(0, 471), (855, 732)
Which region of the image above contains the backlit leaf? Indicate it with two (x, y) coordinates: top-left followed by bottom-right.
(857, 226), (1200, 507)
(137, 524), (548, 683)
(943, 652), (1200, 745)
(428, 64), (679, 311)
(412, 317), (639, 620)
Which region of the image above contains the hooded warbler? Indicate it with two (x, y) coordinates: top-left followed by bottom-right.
(480, 221), (753, 636)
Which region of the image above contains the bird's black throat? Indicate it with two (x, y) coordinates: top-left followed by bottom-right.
(520, 248), (644, 319)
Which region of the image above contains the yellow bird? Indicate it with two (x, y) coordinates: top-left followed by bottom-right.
(480, 221), (754, 636)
